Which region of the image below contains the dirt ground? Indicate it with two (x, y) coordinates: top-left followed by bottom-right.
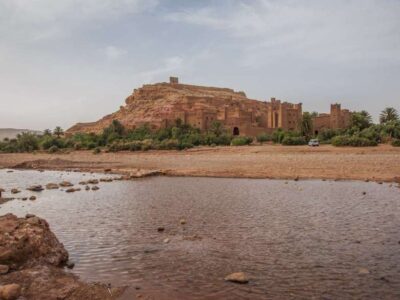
(1, 144), (400, 182)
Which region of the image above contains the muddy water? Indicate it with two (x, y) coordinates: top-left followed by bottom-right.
(0, 169), (399, 299)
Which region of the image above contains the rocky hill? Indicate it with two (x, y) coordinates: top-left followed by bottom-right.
(67, 80), (260, 134)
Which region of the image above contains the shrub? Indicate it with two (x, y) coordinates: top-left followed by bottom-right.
(281, 136), (307, 145)
(48, 145), (59, 153)
(231, 136), (253, 146)
(93, 147), (101, 154)
(331, 136), (378, 147)
(159, 139), (179, 150)
(392, 139), (400, 147)
(256, 133), (271, 144)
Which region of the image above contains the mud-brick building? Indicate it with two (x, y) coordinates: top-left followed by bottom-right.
(312, 104), (352, 134)
(67, 77), (304, 136)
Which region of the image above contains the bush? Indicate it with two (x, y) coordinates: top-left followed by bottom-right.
(93, 147), (101, 154)
(392, 139), (400, 147)
(48, 145), (59, 153)
(331, 136), (378, 147)
(231, 136), (253, 146)
(256, 133), (271, 143)
(281, 136), (307, 145)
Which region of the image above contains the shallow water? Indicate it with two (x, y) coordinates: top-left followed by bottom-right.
(0, 169), (399, 299)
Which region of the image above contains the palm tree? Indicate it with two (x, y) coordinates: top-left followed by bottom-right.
(380, 107), (399, 124)
(43, 129), (52, 136)
(301, 112), (313, 138)
(53, 126), (64, 138)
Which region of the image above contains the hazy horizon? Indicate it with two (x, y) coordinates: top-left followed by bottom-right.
(1, 0), (399, 131)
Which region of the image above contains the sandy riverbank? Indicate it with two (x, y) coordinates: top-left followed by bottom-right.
(0, 144), (400, 182)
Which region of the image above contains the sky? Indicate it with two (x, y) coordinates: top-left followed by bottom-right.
(0, 0), (399, 130)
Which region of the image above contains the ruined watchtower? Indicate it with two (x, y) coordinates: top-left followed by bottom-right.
(169, 76), (179, 84)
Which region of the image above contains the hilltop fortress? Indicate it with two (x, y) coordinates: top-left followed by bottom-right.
(67, 77), (351, 136)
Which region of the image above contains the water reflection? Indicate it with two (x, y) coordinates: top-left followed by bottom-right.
(0, 170), (399, 299)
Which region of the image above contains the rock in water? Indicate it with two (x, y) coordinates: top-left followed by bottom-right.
(46, 183), (59, 190)
(224, 272), (249, 284)
(29, 196), (36, 200)
(0, 284), (21, 300)
(27, 185), (44, 192)
(10, 188), (20, 194)
(59, 181), (73, 187)
(91, 186), (99, 191)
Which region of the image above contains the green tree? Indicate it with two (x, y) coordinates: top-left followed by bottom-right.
(301, 112), (313, 138)
(53, 126), (64, 138)
(351, 111), (373, 131)
(43, 129), (52, 136)
(209, 121), (224, 137)
(380, 107), (399, 124)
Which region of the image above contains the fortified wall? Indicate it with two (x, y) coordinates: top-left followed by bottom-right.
(312, 104), (352, 135)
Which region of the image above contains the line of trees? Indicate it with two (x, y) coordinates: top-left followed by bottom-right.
(1, 107), (399, 153)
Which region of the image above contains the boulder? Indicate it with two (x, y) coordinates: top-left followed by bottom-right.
(0, 214), (68, 268)
(87, 179), (99, 185)
(0, 284), (21, 300)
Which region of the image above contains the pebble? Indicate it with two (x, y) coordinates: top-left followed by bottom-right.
(163, 238), (170, 243)
(46, 183), (59, 190)
(358, 267), (370, 274)
(66, 261), (75, 269)
(59, 181), (73, 187)
(180, 219), (186, 225)
(29, 196), (36, 201)
(157, 227), (165, 232)
(224, 272), (249, 284)
(27, 185), (44, 192)
(0, 264), (9, 274)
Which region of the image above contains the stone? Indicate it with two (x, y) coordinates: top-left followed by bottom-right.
(358, 268), (370, 274)
(87, 179), (99, 184)
(27, 185), (44, 192)
(0, 283), (21, 300)
(10, 188), (20, 194)
(29, 196), (37, 200)
(66, 188), (80, 193)
(100, 177), (113, 182)
(157, 227), (165, 232)
(79, 181), (87, 185)
(85, 185), (90, 191)
(362, 192), (366, 195)
(59, 181), (73, 187)
(0, 264), (9, 274)
(46, 183), (59, 190)
(179, 219), (186, 225)
(66, 261), (75, 269)
(91, 186), (99, 191)
(163, 238), (170, 244)
(224, 272), (249, 284)
(26, 213), (35, 218)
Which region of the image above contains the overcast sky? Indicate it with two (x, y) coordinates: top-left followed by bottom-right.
(1, 0), (399, 130)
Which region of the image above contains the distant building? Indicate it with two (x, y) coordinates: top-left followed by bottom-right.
(312, 104), (352, 135)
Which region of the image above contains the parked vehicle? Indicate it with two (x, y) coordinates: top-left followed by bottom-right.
(308, 139), (320, 147)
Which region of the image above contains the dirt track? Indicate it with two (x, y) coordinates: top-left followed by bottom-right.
(0, 144), (400, 182)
